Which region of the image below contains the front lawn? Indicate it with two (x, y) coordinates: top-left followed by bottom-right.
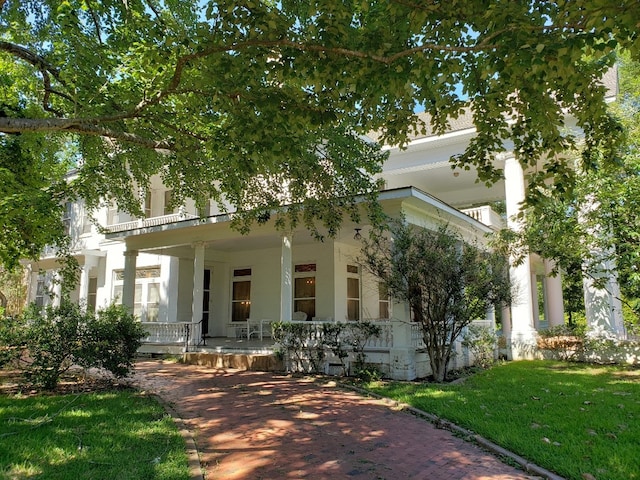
(0, 389), (190, 480)
(364, 361), (639, 480)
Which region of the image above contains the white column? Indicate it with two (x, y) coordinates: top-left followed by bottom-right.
(583, 265), (626, 338)
(191, 243), (205, 344)
(543, 259), (565, 328)
(50, 272), (62, 307)
(580, 196), (626, 339)
(504, 155), (537, 358)
(280, 234), (293, 322)
(122, 249), (138, 312)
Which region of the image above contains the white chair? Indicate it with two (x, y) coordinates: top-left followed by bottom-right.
(292, 311), (307, 321)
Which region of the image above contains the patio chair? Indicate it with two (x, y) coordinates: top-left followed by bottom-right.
(292, 311), (307, 321)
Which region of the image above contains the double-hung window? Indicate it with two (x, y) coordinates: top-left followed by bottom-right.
(294, 263), (316, 319)
(112, 267), (161, 322)
(347, 264), (360, 321)
(231, 268), (251, 322)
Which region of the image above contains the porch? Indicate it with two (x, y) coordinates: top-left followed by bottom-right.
(138, 318), (487, 380)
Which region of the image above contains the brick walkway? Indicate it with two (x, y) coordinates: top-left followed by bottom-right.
(132, 360), (538, 480)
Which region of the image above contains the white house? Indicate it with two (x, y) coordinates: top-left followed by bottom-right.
(24, 71), (623, 379)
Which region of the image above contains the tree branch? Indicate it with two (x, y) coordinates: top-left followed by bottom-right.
(0, 117), (175, 151)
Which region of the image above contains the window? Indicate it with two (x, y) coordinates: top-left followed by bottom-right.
(112, 267), (161, 321)
(107, 202), (119, 225)
(164, 190), (178, 215)
(144, 190), (152, 218)
(294, 263), (316, 319)
(347, 265), (360, 321)
(378, 282), (391, 319)
(62, 202), (73, 235)
(82, 204), (92, 234)
(87, 277), (97, 312)
(35, 276), (46, 308)
(232, 268), (251, 322)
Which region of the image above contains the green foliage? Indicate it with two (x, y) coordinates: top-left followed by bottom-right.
(272, 319), (382, 376)
(505, 54), (640, 327)
(365, 361), (640, 480)
(0, 301), (146, 390)
(75, 304), (147, 378)
(0, 391), (190, 479)
(1, 1), (638, 263)
(461, 324), (498, 369)
(361, 218), (511, 382)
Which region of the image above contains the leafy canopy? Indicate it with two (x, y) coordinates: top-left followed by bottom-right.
(1, 0), (639, 266)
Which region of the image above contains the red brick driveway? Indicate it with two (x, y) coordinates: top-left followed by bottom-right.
(132, 360), (538, 480)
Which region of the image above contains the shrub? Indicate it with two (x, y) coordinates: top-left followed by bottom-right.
(537, 324), (586, 361)
(462, 324), (498, 369)
(0, 301), (146, 389)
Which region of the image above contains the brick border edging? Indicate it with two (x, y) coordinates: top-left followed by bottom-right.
(340, 383), (565, 480)
(145, 393), (205, 480)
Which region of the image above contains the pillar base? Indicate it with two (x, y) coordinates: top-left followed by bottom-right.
(509, 328), (538, 360)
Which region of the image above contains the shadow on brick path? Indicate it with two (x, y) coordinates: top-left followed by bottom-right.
(131, 360), (540, 480)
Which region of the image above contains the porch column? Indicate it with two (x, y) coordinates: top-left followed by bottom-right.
(280, 234), (293, 322)
(191, 242), (205, 344)
(544, 259), (565, 328)
(51, 271), (62, 307)
(122, 249), (138, 312)
(504, 155), (537, 358)
(580, 196), (626, 338)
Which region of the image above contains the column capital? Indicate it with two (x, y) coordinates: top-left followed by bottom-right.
(123, 249), (138, 258)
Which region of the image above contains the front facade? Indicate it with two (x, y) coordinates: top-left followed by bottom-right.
(25, 94), (625, 379)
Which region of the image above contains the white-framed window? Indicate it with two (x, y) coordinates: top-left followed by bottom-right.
(62, 202), (73, 235)
(81, 203), (92, 234)
(35, 275), (46, 308)
(112, 266), (161, 321)
(143, 190), (152, 218)
(347, 264), (360, 321)
(231, 268), (251, 322)
(107, 202), (119, 225)
(87, 277), (98, 312)
(378, 282), (391, 319)
(164, 189), (178, 215)
(294, 263), (316, 319)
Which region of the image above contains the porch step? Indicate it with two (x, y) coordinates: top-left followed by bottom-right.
(183, 352), (283, 372)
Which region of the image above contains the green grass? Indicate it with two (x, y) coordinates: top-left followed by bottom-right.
(364, 361), (640, 480)
(0, 390), (190, 479)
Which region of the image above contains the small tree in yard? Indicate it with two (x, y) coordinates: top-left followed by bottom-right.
(361, 219), (511, 382)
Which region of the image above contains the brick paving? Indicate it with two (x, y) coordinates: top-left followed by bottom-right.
(131, 360), (539, 480)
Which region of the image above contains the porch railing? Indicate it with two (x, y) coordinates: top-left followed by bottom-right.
(140, 321), (198, 350)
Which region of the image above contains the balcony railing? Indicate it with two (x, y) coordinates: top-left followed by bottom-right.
(460, 206), (505, 230)
(105, 212), (199, 233)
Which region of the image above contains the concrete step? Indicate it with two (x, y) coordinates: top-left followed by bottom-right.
(183, 352), (283, 372)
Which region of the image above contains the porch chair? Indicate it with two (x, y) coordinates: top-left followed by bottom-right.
(292, 311), (307, 321)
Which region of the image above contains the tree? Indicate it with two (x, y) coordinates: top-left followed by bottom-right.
(361, 219), (511, 382)
(1, 1), (639, 268)
(508, 52), (640, 329)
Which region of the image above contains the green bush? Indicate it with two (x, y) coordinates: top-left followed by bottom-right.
(461, 324), (497, 369)
(0, 301), (146, 389)
(272, 320), (382, 376)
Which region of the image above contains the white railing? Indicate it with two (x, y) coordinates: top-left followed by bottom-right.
(460, 206), (505, 230)
(140, 322), (198, 349)
(410, 323), (426, 349)
(364, 320), (394, 349)
(106, 212), (199, 233)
